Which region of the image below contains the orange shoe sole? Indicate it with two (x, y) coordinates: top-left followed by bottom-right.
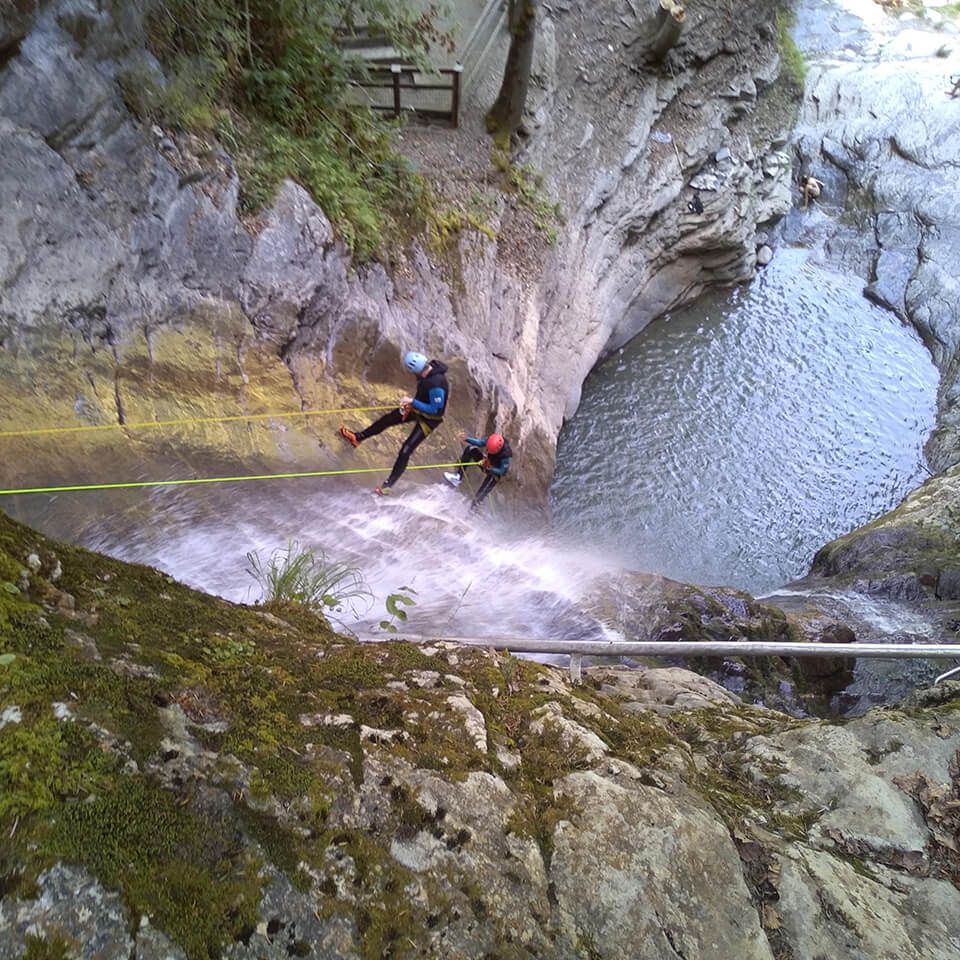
(338, 425), (360, 448)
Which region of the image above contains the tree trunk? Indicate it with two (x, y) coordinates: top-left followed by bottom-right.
(648, 0), (685, 64)
(486, 0), (537, 139)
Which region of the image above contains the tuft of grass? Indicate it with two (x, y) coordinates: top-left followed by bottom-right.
(245, 540), (372, 619)
(491, 145), (563, 245)
(23, 933), (78, 960)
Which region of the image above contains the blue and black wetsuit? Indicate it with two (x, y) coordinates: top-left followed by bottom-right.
(457, 435), (512, 508)
(355, 360), (449, 489)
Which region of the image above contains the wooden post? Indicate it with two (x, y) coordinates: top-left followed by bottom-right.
(391, 63), (401, 119)
(649, 0), (685, 63)
(451, 63), (463, 128)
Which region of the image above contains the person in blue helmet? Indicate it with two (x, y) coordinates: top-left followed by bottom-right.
(339, 351), (449, 495)
(444, 432), (512, 510)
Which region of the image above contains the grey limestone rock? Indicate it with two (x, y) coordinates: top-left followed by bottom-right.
(0, 865), (133, 960)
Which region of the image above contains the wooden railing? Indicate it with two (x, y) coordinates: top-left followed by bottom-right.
(352, 63), (463, 127)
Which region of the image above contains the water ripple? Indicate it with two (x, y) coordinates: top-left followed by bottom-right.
(551, 247), (939, 594)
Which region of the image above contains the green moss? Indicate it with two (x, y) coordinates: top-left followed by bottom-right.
(501, 155), (562, 245)
(0, 548), (26, 584)
(42, 778), (262, 960)
(385, 781), (433, 840)
(0, 587), (65, 657)
(311, 648), (387, 692)
(776, 9), (806, 93)
(427, 205), (497, 252)
(3, 651), (168, 764)
(23, 932), (79, 960)
(378, 641), (448, 675)
(239, 806), (315, 887)
(318, 829), (420, 960)
(604, 709), (679, 760)
(0, 714), (119, 819)
(501, 721), (589, 869)
(674, 710), (819, 840)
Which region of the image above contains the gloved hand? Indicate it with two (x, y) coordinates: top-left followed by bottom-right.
(481, 458), (491, 471)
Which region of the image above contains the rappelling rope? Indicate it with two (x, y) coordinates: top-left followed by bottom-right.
(0, 405), (497, 497)
(0, 404), (397, 439)
(0, 461), (485, 496)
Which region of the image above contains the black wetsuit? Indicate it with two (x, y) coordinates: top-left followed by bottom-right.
(356, 360), (449, 489)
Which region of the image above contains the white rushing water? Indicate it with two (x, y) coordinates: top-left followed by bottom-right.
(12, 477), (625, 645)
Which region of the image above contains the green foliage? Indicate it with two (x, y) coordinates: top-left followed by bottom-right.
(776, 10), (806, 92)
(141, 0), (451, 257)
(491, 144), (562, 244)
(200, 633), (257, 663)
(508, 164), (562, 244)
(427, 205), (497, 250)
(378, 585), (418, 633)
(426, 187), (499, 251)
(246, 540), (372, 618)
(0, 584), (65, 657)
(220, 113), (429, 259)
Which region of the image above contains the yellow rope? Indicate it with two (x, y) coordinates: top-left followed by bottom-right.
(0, 405), (397, 439)
(0, 461), (481, 496)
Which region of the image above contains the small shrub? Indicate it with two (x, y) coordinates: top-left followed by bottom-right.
(490, 144), (562, 245)
(776, 10), (806, 92)
(141, 0), (453, 257)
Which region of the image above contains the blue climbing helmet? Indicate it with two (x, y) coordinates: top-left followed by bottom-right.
(403, 351), (428, 374)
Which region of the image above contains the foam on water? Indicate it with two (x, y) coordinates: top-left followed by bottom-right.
(32, 476), (627, 645)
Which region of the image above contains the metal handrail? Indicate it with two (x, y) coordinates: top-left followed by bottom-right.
(352, 63), (463, 126)
(390, 637), (960, 659)
(935, 663), (960, 684)
(359, 635), (960, 687)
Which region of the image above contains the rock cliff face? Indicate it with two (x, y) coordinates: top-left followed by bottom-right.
(0, 0), (794, 496)
(3, 5), (960, 953)
(1, 510), (958, 959)
(788, 15), (960, 474)
(772, 8), (960, 610)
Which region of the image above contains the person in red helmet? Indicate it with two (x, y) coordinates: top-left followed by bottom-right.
(444, 432), (512, 510)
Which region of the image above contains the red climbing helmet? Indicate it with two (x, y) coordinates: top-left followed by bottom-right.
(486, 433), (505, 454)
